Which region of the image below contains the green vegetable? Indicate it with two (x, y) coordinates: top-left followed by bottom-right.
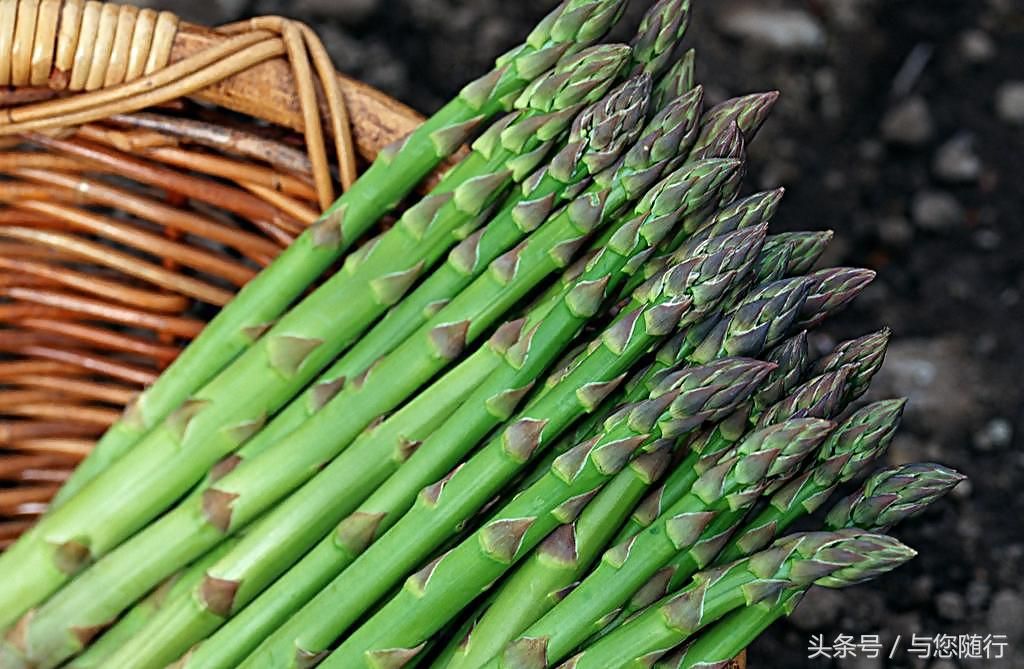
(825, 462), (966, 532)
(718, 399), (906, 563)
(569, 531), (916, 669)
(485, 418), (832, 668)
(242, 225), (766, 667)
(323, 358), (772, 667)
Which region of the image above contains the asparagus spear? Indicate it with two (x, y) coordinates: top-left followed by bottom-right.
(811, 327), (892, 402)
(242, 226), (766, 668)
(569, 531), (914, 668)
(794, 267), (877, 330)
(689, 92), (781, 158)
(717, 400), (906, 564)
(614, 358), (896, 618)
(520, 190), (789, 491)
(628, 0), (692, 78)
(5, 46), (634, 660)
(67, 540), (238, 669)
(52, 0), (630, 509)
(616, 366), (853, 556)
(16, 64), (650, 669)
(657, 473), (960, 669)
(652, 50), (696, 111)
(485, 418), (833, 668)
(825, 463), (966, 532)
(584, 531), (916, 669)
(188, 164), (743, 669)
(764, 230), (834, 276)
(323, 359), (773, 667)
(749, 331), (810, 411)
(432, 445), (675, 669)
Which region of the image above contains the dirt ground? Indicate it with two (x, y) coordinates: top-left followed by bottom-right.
(141, 0), (1024, 666)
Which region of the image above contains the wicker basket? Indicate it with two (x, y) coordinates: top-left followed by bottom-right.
(0, 0), (427, 537)
(0, 2), (746, 665)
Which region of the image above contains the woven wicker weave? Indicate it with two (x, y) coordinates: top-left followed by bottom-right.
(0, 4), (747, 665)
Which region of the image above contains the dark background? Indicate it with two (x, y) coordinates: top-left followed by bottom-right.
(137, 0), (1024, 666)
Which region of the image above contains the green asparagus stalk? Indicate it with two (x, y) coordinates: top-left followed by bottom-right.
(323, 358), (774, 667)
(617, 356), (895, 613)
(628, 0), (692, 78)
(749, 331), (810, 412)
(624, 100), (784, 301)
(715, 399), (906, 565)
(621, 183), (784, 303)
(764, 230), (834, 277)
(7, 46), (634, 663)
(67, 540), (238, 669)
(811, 327), (892, 402)
(485, 418), (833, 668)
(18, 64), (650, 669)
(567, 530), (915, 669)
(213, 0), (707, 463)
(793, 267), (876, 330)
(825, 463), (966, 532)
(656, 472), (960, 669)
(689, 91), (781, 157)
(431, 444), (676, 669)
(242, 226), (767, 668)
(106, 157), (738, 669)
(52, 0), (629, 509)
(652, 50), (696, 111)
(562, 190), (790, 476)
(747, 229), (832, 291)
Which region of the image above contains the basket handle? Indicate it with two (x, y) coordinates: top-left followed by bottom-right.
(0, 0), (424, 206)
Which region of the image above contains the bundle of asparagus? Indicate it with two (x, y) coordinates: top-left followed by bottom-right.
(0, 1), (963, 668)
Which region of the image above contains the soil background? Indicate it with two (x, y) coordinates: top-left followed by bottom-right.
(138, 0), (1024, 666)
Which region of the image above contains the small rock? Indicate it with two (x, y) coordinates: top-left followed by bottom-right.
(987, 590), (1024, 643)
(933, 135), (982, 182)
(879, 215), (915, 246)
(936, 591), (967, 620)
(959, 29), (997, 63)
(966, 580), (991, 610)
(788, 586), (844, 630)
(912, 190), (964, 231)
(859, 139), (885, 161)
(882, 96), (934, 146)
(911, 575), (936, 603)
(973, 417), (1014, 451)
(716, 5), (826, 53)
(996, 82), (1024, 124)
(974, 228), (1002, 250)
(873, 337), (981, 435)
